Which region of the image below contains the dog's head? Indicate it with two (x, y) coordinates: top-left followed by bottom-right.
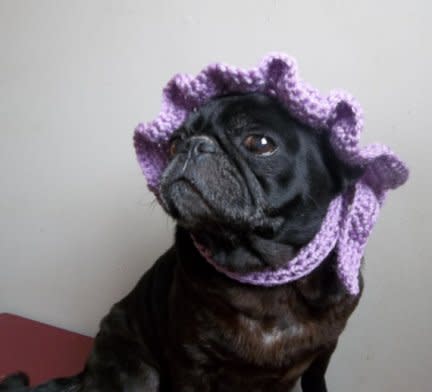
(159, 93), (362, 273)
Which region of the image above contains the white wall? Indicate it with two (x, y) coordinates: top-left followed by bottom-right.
(1, 1), (430, 391)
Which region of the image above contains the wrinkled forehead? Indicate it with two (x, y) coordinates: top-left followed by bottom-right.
(178, 92), (290, 136)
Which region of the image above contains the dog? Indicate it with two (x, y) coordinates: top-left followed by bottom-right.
(1, 92), (364, 392)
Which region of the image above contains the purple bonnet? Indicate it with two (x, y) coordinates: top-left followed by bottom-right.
(133, 53), (409, 295)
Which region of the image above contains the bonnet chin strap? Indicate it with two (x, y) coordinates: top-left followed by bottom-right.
(192, 182), (379, 296)
(336, 182), (381, 294)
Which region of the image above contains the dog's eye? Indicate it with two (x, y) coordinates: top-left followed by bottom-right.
(169, 138), (180, 158)
(243, 135), (277, 156)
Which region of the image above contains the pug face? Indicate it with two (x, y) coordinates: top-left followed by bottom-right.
(159, 93), (361, 273)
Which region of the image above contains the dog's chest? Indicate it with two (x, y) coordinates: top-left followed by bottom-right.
(168, 253), (361, 390)
(220, 304), (335, 367)
(170, 300), (335, 391)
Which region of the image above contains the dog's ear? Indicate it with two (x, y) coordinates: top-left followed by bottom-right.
(337, 163), (365, 193)
(320, 135), (365, 193)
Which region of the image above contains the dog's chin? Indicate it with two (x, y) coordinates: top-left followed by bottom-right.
(161, 180), (217, 229)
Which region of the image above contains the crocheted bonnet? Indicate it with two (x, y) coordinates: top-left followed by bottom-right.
(133, 53), (409, 295)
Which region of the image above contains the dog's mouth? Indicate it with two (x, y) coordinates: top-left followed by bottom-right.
(160, 174), (282, 239)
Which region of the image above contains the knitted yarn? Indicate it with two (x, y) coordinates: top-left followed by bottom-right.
(134, 53), (409, 295)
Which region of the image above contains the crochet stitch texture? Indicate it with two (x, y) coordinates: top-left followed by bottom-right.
(134, 53), (409, 295)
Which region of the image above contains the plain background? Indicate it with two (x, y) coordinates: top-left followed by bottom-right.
(1, 1), (431, 391)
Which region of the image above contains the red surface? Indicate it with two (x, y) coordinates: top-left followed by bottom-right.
(0, 313), (93, 386)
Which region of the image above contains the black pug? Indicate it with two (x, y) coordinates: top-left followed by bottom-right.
(1, 92), (364, 392)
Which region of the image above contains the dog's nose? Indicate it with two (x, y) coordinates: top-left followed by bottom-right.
(189, 136), (216, 158)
